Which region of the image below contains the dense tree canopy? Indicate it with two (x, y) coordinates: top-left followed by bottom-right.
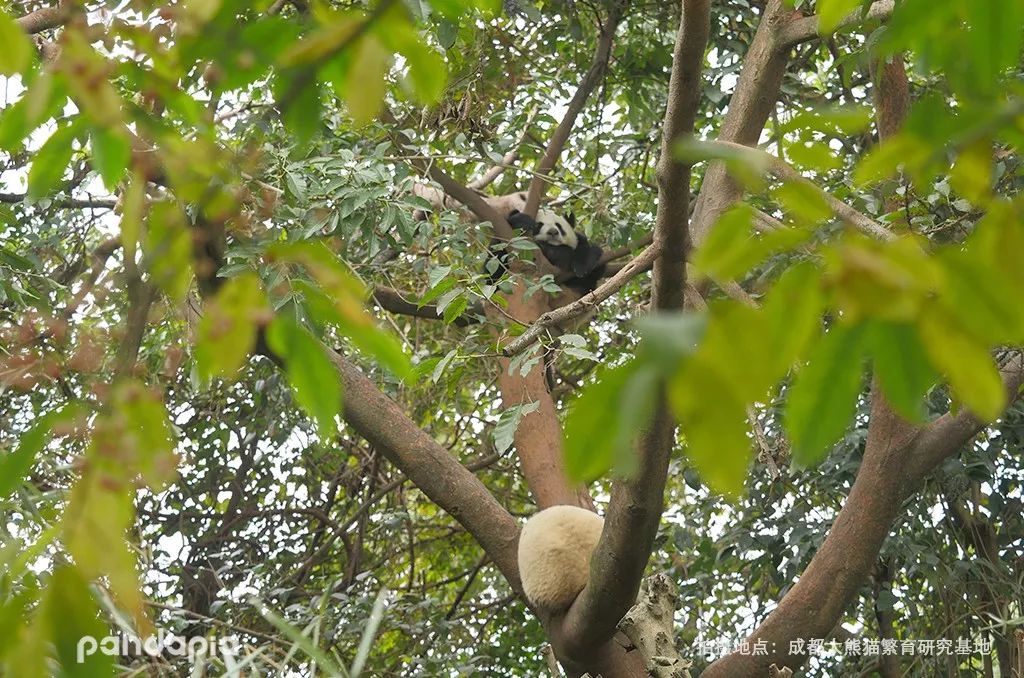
(1, 0), (1023, 676)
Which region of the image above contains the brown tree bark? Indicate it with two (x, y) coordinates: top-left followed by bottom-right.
(559, 0), (710, 664)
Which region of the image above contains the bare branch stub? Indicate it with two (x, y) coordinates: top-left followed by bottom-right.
(618, 574), (692, 678)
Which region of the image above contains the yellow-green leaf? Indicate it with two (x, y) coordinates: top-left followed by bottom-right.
(0, 10), (34, 76)
(669, 359), (750, 498)
(195, 273), (267, 382)
(276, 243), (412, 380)
(918, 307), (1005, 422)
(345, 36), (389, 125)
(119, 172), (145, 263)
(44, 566), (116, 678)
(817, 0), (865, 34)
(64, 468), (147, 630)
(144, 201), (194, 302)
(772, 179), (833, 225)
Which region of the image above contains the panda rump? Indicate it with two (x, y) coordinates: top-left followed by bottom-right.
(517, 505), (604, 612)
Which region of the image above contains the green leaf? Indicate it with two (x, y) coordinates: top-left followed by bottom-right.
(669, 358), (750, 498)
(267, 315), (343, 435)
(0, 97), (28, 151)
(817, 0), (865, 34)
(610, 363), (661, 476)
(0, 405), (82, 499)
(27, 121), (79, 199)
(274, 243), (412, 380)
(44, 567), (116, 678)
(194, 273), (266, 382)
(281, 75), (322, 148)
(389, 30), (447, 104)
(144, 201), (193, 302)
(868, 321), (937, 422)
(772, 179), (833, 225)
(0, 10), (34, 76)
(436, 19), (457, 49)
(692, 203), (755, 279)
(918, 307), (1005, 422)
(564, 363), (648, 482)
(853, 134), (928, 187)
(966, 0), (1024, 95)
(493, 401), (539, 455)
(785, 323), (868, 466)
(88, 126), (130, 190)
(254, 598), (348, 676)
(297, 281), (413, 381)
(441, 295), (468, 324)
(630, 311), (704, 368)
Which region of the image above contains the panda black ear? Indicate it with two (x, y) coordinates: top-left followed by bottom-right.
(567, 212), (576, 228)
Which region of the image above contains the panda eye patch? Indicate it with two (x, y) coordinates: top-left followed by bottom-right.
(556, 224), (566, 235)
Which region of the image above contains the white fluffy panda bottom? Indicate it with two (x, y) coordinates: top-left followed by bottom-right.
(517, 505), (604, 613)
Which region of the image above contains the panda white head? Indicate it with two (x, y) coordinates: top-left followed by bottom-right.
(533, 209), (579, 250)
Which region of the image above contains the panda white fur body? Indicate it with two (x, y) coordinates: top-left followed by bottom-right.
(517, 505), (604, 613)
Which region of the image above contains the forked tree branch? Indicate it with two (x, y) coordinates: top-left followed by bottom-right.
(703, 355), (1024, 675)
(559, 0), (710, 657)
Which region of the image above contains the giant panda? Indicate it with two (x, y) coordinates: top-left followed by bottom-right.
(517, 505), (604, 612)
(513, 208), (605, 294)
(487, 206), (606, 295)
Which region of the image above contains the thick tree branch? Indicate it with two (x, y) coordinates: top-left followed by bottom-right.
(689, 0), (800, 248)
(371, 285), (481, 327)
(701, 56), (1024, 676)
(776, 0), (896, 48)
(703, 357), (1024, 675)
(0, 192), (117, 209)
(560, 0), (710, 657)
(15, 1), (71, 34)
(523, 1), (627, 217)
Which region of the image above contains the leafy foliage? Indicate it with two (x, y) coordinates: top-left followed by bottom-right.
(0, 0), (1022, 675)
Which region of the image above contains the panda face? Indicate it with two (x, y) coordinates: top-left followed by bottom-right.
(533, 208), (579, 250)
